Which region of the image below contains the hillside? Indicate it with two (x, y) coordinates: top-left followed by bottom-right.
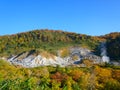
(0, 30), (120, 62)
(0, 29), (101, 57)
(0, 30), (120, 90)
(106, 34), (120, 60)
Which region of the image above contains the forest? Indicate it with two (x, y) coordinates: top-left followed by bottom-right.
(0, 29), (120, 60)
(0, 60), (120, 90)
(0, 29), (101, 57)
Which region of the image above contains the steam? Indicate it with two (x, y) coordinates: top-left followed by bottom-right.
(101, 42), (110, 63)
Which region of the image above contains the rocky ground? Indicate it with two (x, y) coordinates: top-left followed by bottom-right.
(7, 47), (103, 67)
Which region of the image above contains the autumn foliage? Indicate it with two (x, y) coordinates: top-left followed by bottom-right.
(0, 60), (120, 90)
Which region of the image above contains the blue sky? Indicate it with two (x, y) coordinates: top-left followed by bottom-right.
(0, 0), (120, 36)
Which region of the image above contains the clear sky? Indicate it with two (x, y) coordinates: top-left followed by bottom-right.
(0, 0), (120, 36)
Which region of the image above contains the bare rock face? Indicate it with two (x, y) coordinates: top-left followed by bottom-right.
(8, 55), (71, 67)
(8, 51), (71, 67)
(8, 47), (103, 67)
(70, 47), (101, 63)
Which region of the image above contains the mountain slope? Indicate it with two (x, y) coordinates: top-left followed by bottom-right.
(106, 35), (120, 60)
(0, 29), (120, 63)
(0, 29), (101, 57)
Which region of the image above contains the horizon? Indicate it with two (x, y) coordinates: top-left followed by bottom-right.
(0, 29), (119, 37)
(0, 0), (120, 36)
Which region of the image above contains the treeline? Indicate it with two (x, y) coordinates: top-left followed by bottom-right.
(104, 32), (120, 39)
(107, 35), (120, 60)
(0, 29), (100, 56)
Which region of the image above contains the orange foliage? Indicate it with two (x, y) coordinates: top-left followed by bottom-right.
(40, 51), (55, 59)
(94, 66), (112, 83)
(60, 48), (70, 58)
(51, 72), (68, 82)
(82, 59), (94, 67)
(69, 69), (84, 81)
(112, 70), (120, 82)
(105, 32), (120, 39)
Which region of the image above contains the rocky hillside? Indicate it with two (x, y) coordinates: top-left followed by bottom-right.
(8, 47), (103, 67)
(0, 30), (120, 67)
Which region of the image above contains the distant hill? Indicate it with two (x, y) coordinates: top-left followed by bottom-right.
(0, 29), (101, 56)
(0, 29), (120, 61)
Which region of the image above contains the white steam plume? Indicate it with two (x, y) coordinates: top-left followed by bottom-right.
(101, 42), (110, 63)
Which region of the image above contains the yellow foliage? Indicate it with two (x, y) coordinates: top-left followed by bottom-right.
(41, 67), (50, 78)
(80, 45), (90, 49)
(79, 73), (91, 90)
(51, 80), (61, 90)
(94, 66), (112, 83)
(72, 55), (79, 61)
(112, 70), (120, 82)
(32, 67), (49, 78)
(82, 59), (93, 67)
(64, 77), (74, 90)
(40, 51), (55, 59)
(60, 48), (70, 58)
(70, 69), (84, 81)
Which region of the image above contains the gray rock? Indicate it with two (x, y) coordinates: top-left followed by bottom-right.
(7, 47), (113, 67)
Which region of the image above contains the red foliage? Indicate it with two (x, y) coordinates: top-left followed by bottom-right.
(50, 72), (68, 82)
